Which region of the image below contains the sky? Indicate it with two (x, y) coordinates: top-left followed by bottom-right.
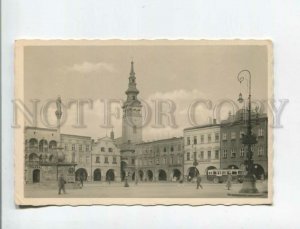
(23, 42), (269, 141)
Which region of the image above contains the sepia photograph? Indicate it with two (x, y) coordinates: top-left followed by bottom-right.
(14, 40), (273, 205)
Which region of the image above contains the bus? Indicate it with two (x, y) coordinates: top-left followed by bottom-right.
(207, 169), (246, 184)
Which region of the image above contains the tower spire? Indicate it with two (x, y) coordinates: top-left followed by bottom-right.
(130, 60), (135, 76)
(125, 61), (139, 102)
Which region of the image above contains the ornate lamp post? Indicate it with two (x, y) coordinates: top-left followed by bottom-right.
(237, 70), (258, 193)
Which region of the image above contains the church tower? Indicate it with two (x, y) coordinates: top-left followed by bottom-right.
(122, 61), (143, 144)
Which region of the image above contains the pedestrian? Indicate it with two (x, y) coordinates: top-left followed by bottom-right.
(226, 174), (232, 190)
(58, 174), (66, 195)
(79, 174), (84, 188)
(196, 173), (203, 189)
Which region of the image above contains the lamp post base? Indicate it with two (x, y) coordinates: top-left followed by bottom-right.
(124, 178), (129, 187)
(239, 174), (258, 194)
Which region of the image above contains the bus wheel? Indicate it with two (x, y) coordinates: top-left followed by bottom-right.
(213, 177), (219, 184)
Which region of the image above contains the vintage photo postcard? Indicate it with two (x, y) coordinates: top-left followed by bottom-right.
(14, 40), (273, 205)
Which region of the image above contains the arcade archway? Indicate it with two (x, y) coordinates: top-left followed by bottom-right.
(187, 167), (199, 180)
(158, 169), (167, 181)
(147, 170), (153, 181)
(253, 164), (265, 180)
(75, 168), (88, 181)
(172, 169), (181, 181)
(93, 169), (101, 181)
(106, 169), (115, 181)
(32, 169), (40, 183)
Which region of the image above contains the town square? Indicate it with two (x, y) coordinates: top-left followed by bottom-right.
(17, 41), (271, 202)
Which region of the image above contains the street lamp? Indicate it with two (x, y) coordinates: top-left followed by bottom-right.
(237, 70), (258, 193)
(192, 144), (199, 180)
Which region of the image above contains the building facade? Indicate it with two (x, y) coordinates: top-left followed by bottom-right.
(91, 135), (121, 182)
(220, 110), (268, 179)
(60, 133), (93, 181)
(135, 137), (184, 182)
(24, 127), (122, 183)
(183, 121), (221, 180)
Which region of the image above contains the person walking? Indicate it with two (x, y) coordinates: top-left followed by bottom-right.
(79, 174), (84, 188)
(58, 174), (66, 195)
(196, 173), (203, 189)
(226, 174), (232, 190)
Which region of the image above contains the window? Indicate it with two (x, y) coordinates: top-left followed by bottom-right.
(156, 158), (160, 165)
(231, 132), (236, 140)
(65, 144), (68, 150)
(163, 157), (167, 164)
(222, 133), (227, 140)
(208, 151), (211, 160)
(258, 128), (264, 137)
(105, 157), (109, 163)
(101, 147), (105, 152)
(231, 149), (236, 158)
(131, 158), (135, 165)
(178, 145), (181, 150)
(215, 133), (220, 142)
(187, 137), (190, 145)
(113, 157), (117, 164)
(72, 144), (75, 151)
(79, 156), (82, 163)
(200, 151), (204, 160)
(171, 156), (174, 165)
(108, 148), (113, 153)
(193, 136), (197, 144)
(258, 146), (264, 156)
(171, 146), (174, 152)
(223, 149), (228, 158)
(79, 144), (82, 151)
(200, 135), (204, 143)
(193, 151), (197, 160)
(186, 152), (190, 161)
(240, 148), (245, 157)
(215, 150), (219, 159)
(96, 156), (100, 163)
(86, 145), (89, 151)
(133, 125), (137, 134)
(164, 147), (167, 152)
(72, 152), (75, 162)
(208, 134), (211, 143)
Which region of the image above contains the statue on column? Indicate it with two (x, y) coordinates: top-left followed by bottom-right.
(55, 96), (62, 120)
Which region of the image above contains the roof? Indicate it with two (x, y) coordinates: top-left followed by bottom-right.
(61, 133), (91, 139)
(184, 123), (220, 131)
(25, 126), (57, 132)
(136, 137), (183, 146)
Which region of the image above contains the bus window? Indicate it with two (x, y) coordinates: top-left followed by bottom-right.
(222, 171), (227, 175)
(232, 171), (237, 175)
(213, 171), (216, 175)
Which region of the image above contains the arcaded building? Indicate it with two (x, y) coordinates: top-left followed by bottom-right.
(135, 137), (184, 182)
(220, 109), (268, 179)
(91, 134), (121, 182)
(183, 120), (221, 180)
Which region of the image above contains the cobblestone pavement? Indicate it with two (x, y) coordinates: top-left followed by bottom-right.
(24, 180), (268, 198)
